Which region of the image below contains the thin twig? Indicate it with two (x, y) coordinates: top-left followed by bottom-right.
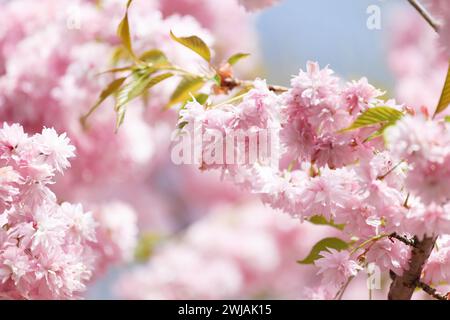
(334, 276), (354, 300)
(376, 160), (405, 180)
(407, 0), (439, 33)
(416, 281), (448, 300)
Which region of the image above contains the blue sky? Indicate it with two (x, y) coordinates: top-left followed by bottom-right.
(256, 0), (406, 91)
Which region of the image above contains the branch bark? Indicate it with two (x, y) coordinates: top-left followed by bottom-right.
(222, 78), (288, 93)
(388, 236), (437, 300)
(389, 232), (417, 248)
(416, 280), (448, 300)
(407, 0), (439, 32)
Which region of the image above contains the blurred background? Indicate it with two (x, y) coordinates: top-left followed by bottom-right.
(0, 0), (446, 299)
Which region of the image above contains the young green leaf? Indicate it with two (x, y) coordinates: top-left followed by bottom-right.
(113, 72), (173, 130)
(434, 63), (450, 116)
(97, 66), (134, 75)
(227, 53), (250, 66)
(116, 72), (173, 110)
(117, 0), (134, 56)
(212, 74), (221, 86)
(194, 93), (209, 105)
(297, 237), (349, 264)
(340, 106), (404, 132)
(142, 72), (174, 91)
(115, 104), (127, 131)
(165, 76), (205, 110)
(169, 31), (211, 62)
(115, 74), (149, 111)
(139, 49), (169, 66)
(308, 215), (345, 231)
(81, 77), (127, 127)
(110, 47), (127, 66)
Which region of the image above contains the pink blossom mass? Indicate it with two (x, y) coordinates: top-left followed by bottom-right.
(1, 0), (450, 302)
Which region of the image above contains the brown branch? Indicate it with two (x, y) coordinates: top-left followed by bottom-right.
(389, 232), (417, 248)
(416, 281), (448, 300)
(388, 236), (437, 300)
(407, 0), (440, 33)
(222, 78), (288, 94)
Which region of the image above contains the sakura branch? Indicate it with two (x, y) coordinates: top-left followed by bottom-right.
(407, 0), (440, 32)
(389, 233), (417, 248)
(416, 281), (448, 300)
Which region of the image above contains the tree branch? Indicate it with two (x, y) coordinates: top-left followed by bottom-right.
(388, 236), (437, 300)
(389, 232), (417, 248)
(222, 78), (289, 93)
(407, 0), (440, 33)
(416, 280), (448, 300)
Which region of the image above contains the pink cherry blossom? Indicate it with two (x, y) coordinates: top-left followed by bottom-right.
(422, 235), (450, 284)
(365, 239), (411, 276)
(0, 123), (96, 299)
(281, 62), (394, 168)
(405, 203), (450, 239)
(314, 249), (362, 288)
(385, 116), (450, 204)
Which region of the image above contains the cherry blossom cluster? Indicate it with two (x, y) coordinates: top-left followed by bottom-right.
(0, 123), (139, 299)
(176, 60), (450, 295)
(0, 123), (94, 299)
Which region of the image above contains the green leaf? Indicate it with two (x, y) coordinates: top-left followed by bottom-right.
(139, 49), (169, 66)
(130, 72), (173, 101)
(94, 77), (127, 107)
(165, 76), (205, 110)
(194, 93), (209, 105)
(115, 104), (127, 131)
(227, 53), (250, 66)
(81, 77), (127, 127)
(179, 93), (209, 113)
(434, 63), (450, 116)
(98, 66), (134, 75)
(212, 74), (221, 86)
(110, 47), (127, 66)
(116, 72), (173, 110)
(170, 30), (211, 62)
(114, 72), (173, 130)
(134, 233), (161, 262)
(297, 237), (349, 264)
(445, 116), (450, 122)
(143, 72), (174, 90)
(117, 0), (134, 56)
(340, 106), (404, 132)
(308, 215), (345, 230)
